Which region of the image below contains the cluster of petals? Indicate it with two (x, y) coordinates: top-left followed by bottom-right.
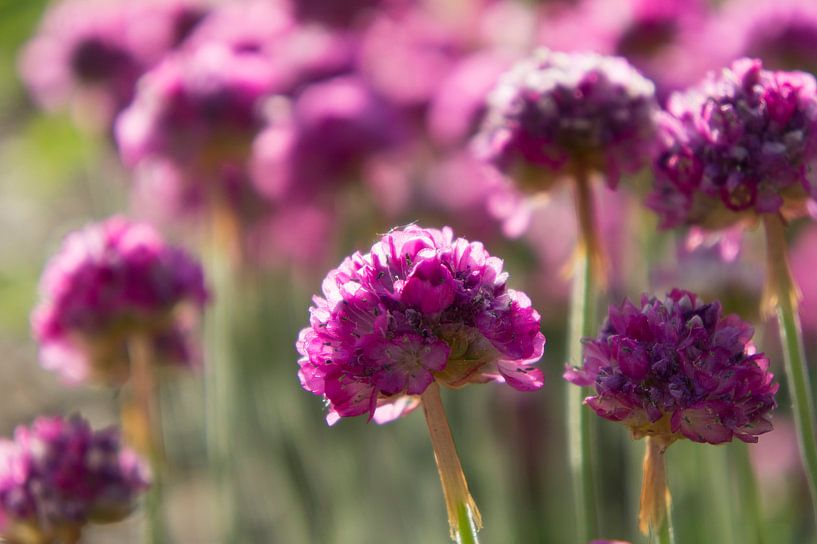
(0, 416), (148, 542)
(19, 0), (207, 129)
(649, 58), (817, 229)
(297, 226), (545, 425)
(565, 289), (778, 445)
(32, 217), (208, 384)
(475, 49), (659, 187)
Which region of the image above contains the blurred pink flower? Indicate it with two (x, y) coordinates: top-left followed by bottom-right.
(538, 0), (711, 100)
(0, 416), (149, 542)
(20, 0), (208, 130)
(32, 217), (208, 385)
(705, 0), (817, 76)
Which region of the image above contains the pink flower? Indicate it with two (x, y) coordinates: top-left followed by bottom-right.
(297, 226), (546, 425)
(32, 217), (208, 384)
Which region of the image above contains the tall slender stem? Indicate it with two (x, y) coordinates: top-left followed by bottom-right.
(421, 382), (482, 543)
(734, 442), (766, 544)
(127, 334), (168, 544)
(205, 202), (241, 541)
(763, 213), (817, 525)
(640, 436), (674, 544)
(567, 170), (602, 542)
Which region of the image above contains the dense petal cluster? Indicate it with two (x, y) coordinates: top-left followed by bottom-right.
(565, 289), (777, 444)
(32, 217), (208, 384)
(0, 416), (148, 542)
(19, 0), (207, 129)
(475, 49), (659, 187)
(649, 58), (817, 229)
(297, 226), (545, 424)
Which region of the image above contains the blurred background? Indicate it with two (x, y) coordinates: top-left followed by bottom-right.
(1, 0), (817, 542)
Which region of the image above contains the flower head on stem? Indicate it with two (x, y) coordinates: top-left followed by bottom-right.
(297, 225), (546, 540)
(565, 289), (778, 534)
(32, 216), (209, 386)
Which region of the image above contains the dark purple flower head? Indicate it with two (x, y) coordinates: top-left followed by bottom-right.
(565, 289), (778, 445)
(19, 0), (208, 130)
(32, 217), (208, 385)
(475, 49), (659, 188)
(0, 416), (148, 541)
(649, 58), (817, 229)
(297, 226), (545, 425)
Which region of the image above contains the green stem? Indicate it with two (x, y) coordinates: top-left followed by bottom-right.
(420, 382), (481, 543)
(567, 171), (601, 542)
(656, 505), (674, 544)
(734, 442), (766, 544)
(127, 334), (168, 544)
(763, 214), (817, 526)
(205, 205), (240, 541)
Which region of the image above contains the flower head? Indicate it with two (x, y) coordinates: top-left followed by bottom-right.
(565, 289), (777, 444)
(649, 58), (817, 229)
(297, 226), (545, 425)
(19, 0), (207, 130)
(32, 217), (208, 384)
(475, 49), (659, 187)
(0, 416), (149, 542)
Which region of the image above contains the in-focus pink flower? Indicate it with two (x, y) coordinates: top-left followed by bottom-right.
(565, 289), (778, 445)
(297, 226), (545, 425)
(32, 217), (208, 385)
(0, 415), (149, 543)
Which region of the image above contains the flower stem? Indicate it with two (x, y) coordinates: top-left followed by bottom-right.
(639, 436), (674, 544)
(762, 214), (817, 524)
(420, 382), (482, 543)
(734, 442), (766, 544)
(205, 202), (241, 541)
(127, 334), (168, 544)
(567, 170), (602, 542)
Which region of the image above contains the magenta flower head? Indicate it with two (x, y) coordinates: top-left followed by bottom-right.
(32, 217), (208, 385)
(0, 415), (149, 543)
(649, 58), (817, 229)
(297, 225), (546, 425)
(19, 0), (207, 130)
(252, 76), (404, 205)
(115, 42), (277, 201)
(565, 289), (778, 445)
(475, 49), (659, 188)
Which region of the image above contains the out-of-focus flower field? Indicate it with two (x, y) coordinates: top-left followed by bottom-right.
(2, 0), (817, 543)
